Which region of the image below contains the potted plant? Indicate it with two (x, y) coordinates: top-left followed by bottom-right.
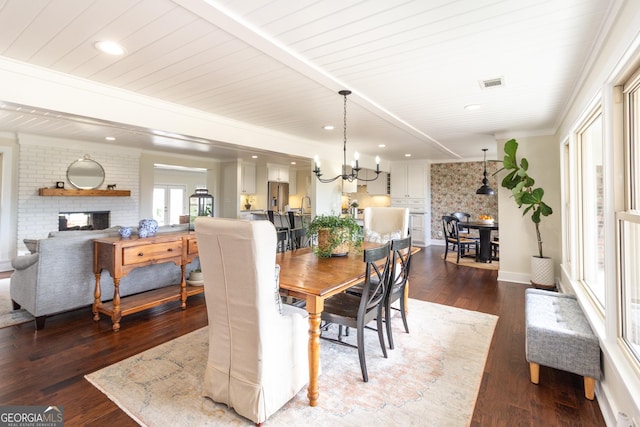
(350, 200), (359, 218)
(500, 138), (555, 289)
(244, 195), (255, 210)
(307, 214), (363, 258)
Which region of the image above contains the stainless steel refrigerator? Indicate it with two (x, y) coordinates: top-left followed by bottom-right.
(268, 181), (289, 212)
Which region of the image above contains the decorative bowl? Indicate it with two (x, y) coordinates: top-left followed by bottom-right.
(119, 227), (132, 238)
(477, 219), (494, 225)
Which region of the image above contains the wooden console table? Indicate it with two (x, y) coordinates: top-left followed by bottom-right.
(92, 232), (201, 331)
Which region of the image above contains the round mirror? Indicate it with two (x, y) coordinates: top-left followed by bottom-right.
(67, 156), (105, 190)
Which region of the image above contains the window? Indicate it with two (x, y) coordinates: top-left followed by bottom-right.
(576, 107), (605, 308)
(621, 67), (640, 360)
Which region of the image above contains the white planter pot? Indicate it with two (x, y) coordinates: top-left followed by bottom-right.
(531, 256), (555, 289)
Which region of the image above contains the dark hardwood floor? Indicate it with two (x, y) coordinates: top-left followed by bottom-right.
(0, 246), (605, 426)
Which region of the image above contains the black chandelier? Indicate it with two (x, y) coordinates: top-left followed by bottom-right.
(313, 90), (380, 183)
(476, 148), (495, 195)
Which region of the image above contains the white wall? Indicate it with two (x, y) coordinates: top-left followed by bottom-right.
(0, 135), (18, 270)
(140, 151), (218, 218)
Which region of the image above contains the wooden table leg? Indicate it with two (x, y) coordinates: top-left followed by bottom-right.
(93, 272), (102, 321)
(112, 278), (121, 332)
(403, 280), (410, 315)
(180, 263), (187, 309)
(305, 296), (324, 407)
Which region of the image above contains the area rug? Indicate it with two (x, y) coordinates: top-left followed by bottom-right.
(0, 278), (34, 328)
(441, 252), (499, 271)
(86, 299), (497, 426)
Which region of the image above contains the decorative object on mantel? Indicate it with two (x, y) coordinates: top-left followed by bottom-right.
(476, 148), (495, 195)
(107, 184), (116, 190)
(138, 219), (159, 237)
(66, 154), (105, 190)
(313, 90), (381, 183)
(55, 181), (65, 189)
(119, 227), (132, 239)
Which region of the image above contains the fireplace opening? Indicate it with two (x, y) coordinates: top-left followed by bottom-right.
(59, 211), (110, 231)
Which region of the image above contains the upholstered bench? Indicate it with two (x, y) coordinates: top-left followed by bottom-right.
(525, 288), (601, 400)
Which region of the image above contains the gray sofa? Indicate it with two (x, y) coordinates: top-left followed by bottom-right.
(10, 225), (199, 330)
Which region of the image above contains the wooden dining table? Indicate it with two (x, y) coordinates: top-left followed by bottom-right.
(276, 242), (420, 407)
(465, 221), (499, 262)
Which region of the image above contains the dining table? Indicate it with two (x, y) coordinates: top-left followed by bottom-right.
(276, 242), (421, 407)
(465, 221), (499, 262)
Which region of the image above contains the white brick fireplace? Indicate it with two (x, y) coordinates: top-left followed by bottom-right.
(16, 135), (140, 252)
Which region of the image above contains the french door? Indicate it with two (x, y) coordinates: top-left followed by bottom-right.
(153, 185), (186, 226)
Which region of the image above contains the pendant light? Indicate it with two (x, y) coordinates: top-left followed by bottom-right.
(313, 90), (380, 183)
(476, 148), (495, 195)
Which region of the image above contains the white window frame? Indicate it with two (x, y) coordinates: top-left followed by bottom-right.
(575, 105), (606, 310)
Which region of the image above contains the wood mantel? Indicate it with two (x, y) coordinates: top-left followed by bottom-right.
(38, 188), (131, 197)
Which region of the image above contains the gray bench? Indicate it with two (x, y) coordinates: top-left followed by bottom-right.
(525, 288), (601, 400)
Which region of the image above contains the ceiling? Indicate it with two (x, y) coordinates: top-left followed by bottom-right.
(0, 0), (616, 165)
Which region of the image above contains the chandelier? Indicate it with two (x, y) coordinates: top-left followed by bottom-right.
(476, 148), (495, 195)
(313, 90), (380, 183)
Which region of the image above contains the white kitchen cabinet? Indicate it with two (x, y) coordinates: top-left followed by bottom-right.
(240, 163), (256, 194)
(390, 163), (426, 198)
(410, 213), (424, 240)
(357, 168), (372, 186)
(366, 171), (388, 195)
(356, 169), (388, 195)
(267, 164), (289, 182)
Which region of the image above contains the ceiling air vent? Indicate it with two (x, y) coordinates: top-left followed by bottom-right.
(479, 77), (504, 89)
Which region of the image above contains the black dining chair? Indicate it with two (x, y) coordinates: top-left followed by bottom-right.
(320, 243), (391, 382)
(287, 211), (307, 250)
(442, 215), (478, 263)
(267, 210), (290, 252)
(491, 235), (500, 261)
(450, 212), (478, 240)
(384, 236), (412, 349)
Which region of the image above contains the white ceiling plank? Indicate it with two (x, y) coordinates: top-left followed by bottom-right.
(0, 0), (619, 162)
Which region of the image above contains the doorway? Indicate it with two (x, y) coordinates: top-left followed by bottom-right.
(153, 185), (186, 226)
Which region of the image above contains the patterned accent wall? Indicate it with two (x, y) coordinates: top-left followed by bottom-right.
(430, 161), (499, 240)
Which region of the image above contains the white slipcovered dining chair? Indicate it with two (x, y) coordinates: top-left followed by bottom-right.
(362, 207), (410, 243)
(194, 217), (309, 425)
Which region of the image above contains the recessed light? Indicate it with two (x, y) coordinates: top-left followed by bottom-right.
(94, 41), (125, 55)
(464, 104), (481, 111)
(323, 125), (334, 131)
(378, 144), (386, 148)
(251, 155), (258, 159)
(290, 161), (296, 165)
(105, 136), (115, 141)
(404, 154), (412, 157)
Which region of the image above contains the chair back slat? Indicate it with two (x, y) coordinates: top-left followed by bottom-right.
(360, 244), (391, 315)
(390, 236), (412, 294)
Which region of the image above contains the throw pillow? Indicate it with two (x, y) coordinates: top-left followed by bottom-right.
(23, 239), (39, 253)
(364, 228), (402, 243)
